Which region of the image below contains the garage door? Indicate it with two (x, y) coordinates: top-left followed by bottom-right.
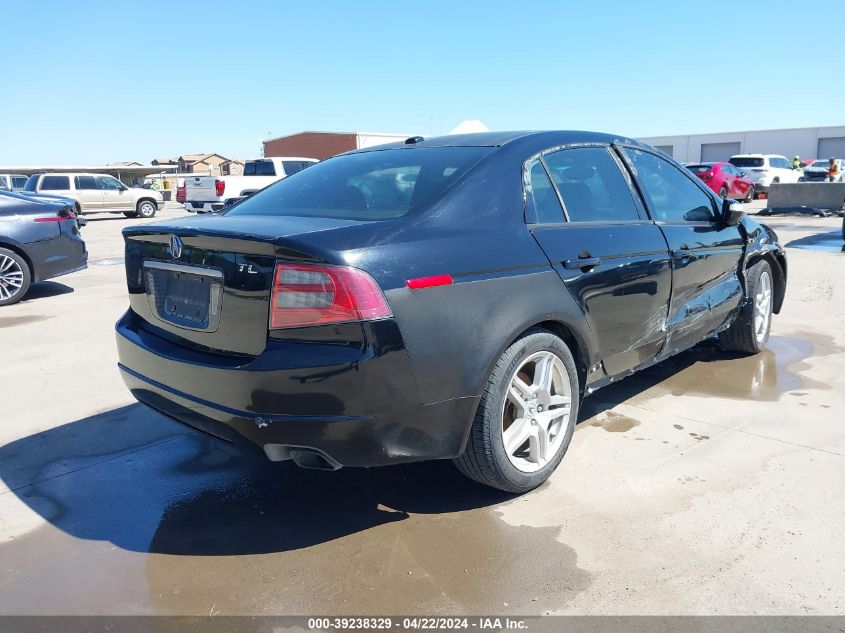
(701, 142), (742, 162)
(817, 137), (845, 159)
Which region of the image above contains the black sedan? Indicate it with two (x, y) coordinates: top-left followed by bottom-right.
(0, 190), (88, 306)
(116, 131), (786, 492)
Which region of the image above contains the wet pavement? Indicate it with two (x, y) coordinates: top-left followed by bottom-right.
(1, 210), (844, 615)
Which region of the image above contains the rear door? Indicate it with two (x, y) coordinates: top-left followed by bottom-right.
(620, 146), (744, 355)
(526, 145), (672, 376)
(74, 175), (103, 212)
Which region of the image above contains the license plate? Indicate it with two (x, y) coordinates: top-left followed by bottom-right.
(143, 262), (223, 331)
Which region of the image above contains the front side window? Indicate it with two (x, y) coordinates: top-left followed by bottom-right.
(624, 148), (715, 223)
(96, 176), (123, 190)
(227, 147), (493, 221)
(40, 176), (70, 191)
(526, 160), (564, 223)
(11, 176), (27, 189)
(543, 147), (640, 222)
(75, 175), (97, 190)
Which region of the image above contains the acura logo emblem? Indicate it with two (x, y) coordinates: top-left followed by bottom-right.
(170, 235), (183, 259)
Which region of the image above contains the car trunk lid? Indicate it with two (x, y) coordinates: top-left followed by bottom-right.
(122, 214), (373, 355)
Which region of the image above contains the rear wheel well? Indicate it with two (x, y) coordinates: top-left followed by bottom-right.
(0, 242), (34, 278)
(531, 320), (589, 398)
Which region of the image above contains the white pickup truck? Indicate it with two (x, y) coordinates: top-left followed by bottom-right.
(181, 157), (318, 213)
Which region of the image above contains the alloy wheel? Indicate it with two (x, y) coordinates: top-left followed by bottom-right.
(501, 350), (573, 473)
(754, 270), (773, 344)
(0, 253), (25, 302)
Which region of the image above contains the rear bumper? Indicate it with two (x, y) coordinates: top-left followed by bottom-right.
(25, 228), (88, 282)
(115, 310), (476, 467)
(185, 201), (224, 213)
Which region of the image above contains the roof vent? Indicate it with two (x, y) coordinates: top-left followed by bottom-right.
(404, 136), (425, 145)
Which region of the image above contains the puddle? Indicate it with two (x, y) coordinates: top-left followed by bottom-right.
(590, 411), (640, 433)
(0, 315), (50, 328)
(637, 333), (839, 402)
(0, 415), (590, 615)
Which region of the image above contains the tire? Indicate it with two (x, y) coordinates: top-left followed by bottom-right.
(454, 328), (580, 493)
(745, 185), (755, 203)
(0, 247), (32, 307)
(123, 211), (138, 218)
(136, 200), (156, 218)
(719, 187), (728, 199)
(718, 260), (773, 354)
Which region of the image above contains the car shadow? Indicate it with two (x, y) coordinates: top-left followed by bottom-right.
(0, 403), (511, 556)
(21, 281), (74, 301)
(785, 230), (845, 253)
(0, 340), (790, 557)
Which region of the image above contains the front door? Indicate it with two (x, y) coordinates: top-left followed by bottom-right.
(97, 175), (131, 211)
(526, 145), (672, 376)
(620, 147), (745, 356)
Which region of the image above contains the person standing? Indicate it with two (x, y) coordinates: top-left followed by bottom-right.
(792, 155), (802, 170)
(828, 158), (841, 182)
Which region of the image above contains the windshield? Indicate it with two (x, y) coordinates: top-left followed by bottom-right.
(730, 157), (764, 168)
(226, 146), (493, 220)
(810, 160), (831, 168)
(23, 175), (39, 192)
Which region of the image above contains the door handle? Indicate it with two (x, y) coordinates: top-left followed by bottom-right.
(563, 255), (601, 270)
(671, 243), (692, 259)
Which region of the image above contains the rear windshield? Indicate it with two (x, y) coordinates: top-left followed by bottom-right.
(685, 164), (713, 173)
(226, 147), (493, 220)
(730, 157), (764, 168)
(244, 161), (277, 176)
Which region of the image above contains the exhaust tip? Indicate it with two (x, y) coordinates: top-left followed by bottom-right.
(263, 443), (342, 471)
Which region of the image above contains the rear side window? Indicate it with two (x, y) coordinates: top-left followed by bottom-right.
(75, 175), (97, 190)
(227, 147), (493, 221)
(40, 176), (70, 190)
(624, 148), (715, 223)
(526, 160), (564, 223)
(282, 161), (306, 176)
(543, 147), (640, 222)
(244, 161), (276, 176)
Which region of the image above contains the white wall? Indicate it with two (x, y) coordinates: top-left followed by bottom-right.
(356, 133), (411, 149)
(639, 126), (845, 162)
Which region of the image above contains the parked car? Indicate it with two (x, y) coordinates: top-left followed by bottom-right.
(116, 131), (786, 493)
(23, 173), (164, 218)
(183, 157), (318, 213)
(800, 159), (845, 182)
(728, 154), (800, 194)
(0, 190), (87, 306)
(686, 162), (756, 201)
(0, 174), (29, 192)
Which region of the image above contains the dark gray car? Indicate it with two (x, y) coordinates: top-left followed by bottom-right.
(0, 190), (88, 306)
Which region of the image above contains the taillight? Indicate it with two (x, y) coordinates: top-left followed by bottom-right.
(270, 263), (391, 329)
(176, 185), (186, 203)
(215, 179), (225, 197)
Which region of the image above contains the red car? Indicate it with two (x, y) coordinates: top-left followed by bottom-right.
(686, 161), (756, 202)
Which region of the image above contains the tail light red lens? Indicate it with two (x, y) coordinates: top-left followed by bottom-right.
(270, 263), (392, 329)
(176, 185), (186, 203)
(215, 179), (225, 197)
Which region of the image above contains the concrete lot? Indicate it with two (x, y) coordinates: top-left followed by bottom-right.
(0, 201), (843, 615)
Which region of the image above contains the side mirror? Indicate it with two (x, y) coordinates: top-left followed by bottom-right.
(722, 199), (744, 226)
(739, 171), (746, 177)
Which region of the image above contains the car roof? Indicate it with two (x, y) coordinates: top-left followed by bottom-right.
(730, 154), (784, 158)
(351, 130), (650, 153)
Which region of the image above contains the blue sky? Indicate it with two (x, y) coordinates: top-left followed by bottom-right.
(1, 0), (841, 164)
